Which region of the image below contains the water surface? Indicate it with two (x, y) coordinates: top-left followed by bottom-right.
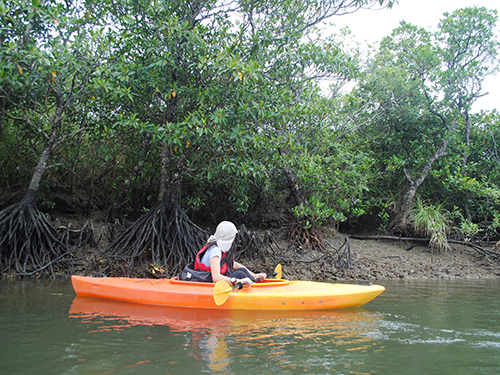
(1, 278), (499, 374)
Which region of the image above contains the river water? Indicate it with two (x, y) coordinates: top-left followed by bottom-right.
(1, 278), (499, 375)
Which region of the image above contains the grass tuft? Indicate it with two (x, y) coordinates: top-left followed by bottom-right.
(410, 198), (451, 252)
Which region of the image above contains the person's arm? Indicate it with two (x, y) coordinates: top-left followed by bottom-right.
(209, 257), (253, 285)
(233, 261), (267, 280)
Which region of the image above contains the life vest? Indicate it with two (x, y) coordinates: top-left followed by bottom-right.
(194, 243), (231, 275)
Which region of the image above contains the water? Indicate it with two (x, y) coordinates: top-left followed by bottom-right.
(1, 278), (500, 375)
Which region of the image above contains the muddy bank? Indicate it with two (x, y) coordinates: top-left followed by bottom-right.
(240, 232), (500, 282)
(25, 216), (500, 281)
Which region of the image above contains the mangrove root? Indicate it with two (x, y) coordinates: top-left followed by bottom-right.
(105, 200), (207, 277)
(0, 201), (69, 276)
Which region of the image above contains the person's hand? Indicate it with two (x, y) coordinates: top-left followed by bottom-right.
(254, 272), (267, 281)
(237, 277), (253, 286)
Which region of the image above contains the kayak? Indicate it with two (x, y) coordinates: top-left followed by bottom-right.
(71, 275), (385, 310)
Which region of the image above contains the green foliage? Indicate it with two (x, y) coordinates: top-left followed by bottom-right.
(282, 136), (375, 228)
(425, 111), (500, 234)
(292, 196), (343, 229)
(491, 211), (500, 233)
(352, 6), (500, 233)
(0, 117), (38, 202)
(451, 207), (480, 241)
(1, 0), (499, 243)
(0, 0), (113, 192)
(437, 7), (499, 109)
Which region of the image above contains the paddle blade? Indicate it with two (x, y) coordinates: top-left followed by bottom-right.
(275, 264), (282, 280)
(213, 280), (232, 306)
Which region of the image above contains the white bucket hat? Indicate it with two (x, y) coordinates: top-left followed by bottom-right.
(208, 221), (238, 253)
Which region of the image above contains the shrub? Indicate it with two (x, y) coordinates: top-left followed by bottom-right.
(410, 198), (451, 252)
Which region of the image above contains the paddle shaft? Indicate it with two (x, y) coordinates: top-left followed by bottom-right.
(215, 282), (243, 296)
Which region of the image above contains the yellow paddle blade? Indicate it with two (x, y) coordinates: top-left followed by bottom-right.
(213, 280), (233, 306)
(275, 264), (282, 280)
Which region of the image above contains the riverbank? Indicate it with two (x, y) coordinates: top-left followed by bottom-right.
(261, 232), (500, 281)
(12, 215), (498, 281)
(75, 221), (500, 281)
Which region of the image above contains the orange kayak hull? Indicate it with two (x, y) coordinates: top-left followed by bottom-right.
(71, 275), (385, 310)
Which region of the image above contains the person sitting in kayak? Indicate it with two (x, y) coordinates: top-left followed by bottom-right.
(181, 221), (266, 285)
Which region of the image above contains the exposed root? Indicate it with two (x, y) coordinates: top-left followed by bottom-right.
(102, 218), (128, 243)
(58, 220), (99, 249)
(105, 201), (207, 277)
(287, 218), (326, 252)
(0, 201), (70, 276)
(236, 225), (269, 262)
(467, 242), (500, 261)
(325, 238), (352, 270)
(235, 225), (352, 277)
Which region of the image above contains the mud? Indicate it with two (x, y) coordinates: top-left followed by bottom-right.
(250, 232), (500, 282)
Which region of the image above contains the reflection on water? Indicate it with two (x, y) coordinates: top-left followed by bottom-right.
(69, 296), (385, 373)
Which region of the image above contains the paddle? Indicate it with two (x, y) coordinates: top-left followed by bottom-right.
(255, 263), (282, 280)
(213, 280), (243, 306)
(273, 264), (282, 280)
(213, 264), (283, 306)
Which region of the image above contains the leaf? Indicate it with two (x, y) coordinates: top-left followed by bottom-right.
(17, 65), (23, 75)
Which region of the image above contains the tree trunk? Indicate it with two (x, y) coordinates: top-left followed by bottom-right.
(277, 149), (325, 251)
(281, 162), (306, 208)
(107, 143), (204, 276)
(158, 142), (193, 205)
(278, 149), (306, 208)
(388, 120), (458, 232)
(23, 140), (53, 205)
(158, 141), (171, 202)
(23, 96), (63, 205)
(461, 108), (473, 221)
(0, 98), (66, 275)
